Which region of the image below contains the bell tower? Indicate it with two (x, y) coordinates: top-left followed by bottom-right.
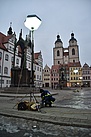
(53, 35), (63, 65)
(68, 33), (79, 63)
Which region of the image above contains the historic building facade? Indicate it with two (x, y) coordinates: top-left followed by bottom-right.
(0, 26), (43, 87)
(69, 62), (82, 87)
(53, 33), (79, 65)
(34, 51), (43, 87)
(51, 32), (82, 88)
(42, 64), (51, 88)
(82, 63), (91, 87)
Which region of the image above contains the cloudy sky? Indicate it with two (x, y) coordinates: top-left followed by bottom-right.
(0, 0), (91, 67)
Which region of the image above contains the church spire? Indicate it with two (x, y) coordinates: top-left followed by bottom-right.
(19, 29), (22, 39)
(69, 32), (77, 42)
(7, 22), (13, 35)
(55, 34), (63, 44)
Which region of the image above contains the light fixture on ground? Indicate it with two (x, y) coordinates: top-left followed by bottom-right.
(24, 15), (42, 87)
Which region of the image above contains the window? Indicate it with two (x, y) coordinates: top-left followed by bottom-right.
(58, 61), (60, 64)
(72, 48), (75, 55)
(0, 52), (2, 60)
(0, 66), (1, 73)
(11, 57), (14, 62)
(40, 75), (41, 80)
(6, 80), (8, 84)
(4, 67), (8, 74)
(37, 67), (39, 71)
(57, 50), (60, 56)
(16, 58), (19, 64)
(76, 77), (78, 80)
(5, 54), (9, 61)
(28, 63), (30, 68)
(37, 75), (39, 79)
(0, 80), (4, 84)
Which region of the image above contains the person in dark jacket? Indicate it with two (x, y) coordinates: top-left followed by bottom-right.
(40, 89), (55, 107)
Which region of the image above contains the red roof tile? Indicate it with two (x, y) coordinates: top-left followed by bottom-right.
(0, 32), (12, 51)
(68, 61), (81, 67)
(0, 32), (12, 43)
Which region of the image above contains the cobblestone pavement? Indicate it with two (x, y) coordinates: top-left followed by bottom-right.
(0, 87), (91, 136)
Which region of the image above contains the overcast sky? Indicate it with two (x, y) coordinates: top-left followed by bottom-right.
(0, 0), (91, 68)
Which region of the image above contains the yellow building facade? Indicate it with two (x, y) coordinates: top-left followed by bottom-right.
(69, 64), (82, 87)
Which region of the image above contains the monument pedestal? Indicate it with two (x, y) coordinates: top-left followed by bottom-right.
(11, 67), (31, 87)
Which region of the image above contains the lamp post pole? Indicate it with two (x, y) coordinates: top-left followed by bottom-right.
(31, 28), (34, 86)
(24, 14), (42, 88)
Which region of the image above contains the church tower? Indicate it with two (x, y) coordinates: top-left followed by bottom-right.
(53, 35), (63, 65)
(68, 33), (79, 63)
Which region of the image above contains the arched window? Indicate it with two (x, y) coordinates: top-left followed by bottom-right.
(72, 48), (75, 55)
(4, 67), (8, 74)
(58, 61), (60, 64)
(57, 50), (60, 56)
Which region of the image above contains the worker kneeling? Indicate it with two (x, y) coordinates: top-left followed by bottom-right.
(40, 89), (55, 107)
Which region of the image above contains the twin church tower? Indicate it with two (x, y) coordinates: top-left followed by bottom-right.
(53, 33), (79, 65)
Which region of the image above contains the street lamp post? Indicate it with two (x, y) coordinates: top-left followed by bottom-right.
(24, 15), (41, 87)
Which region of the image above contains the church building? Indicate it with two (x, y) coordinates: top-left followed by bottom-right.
(53, 33), (79, 65)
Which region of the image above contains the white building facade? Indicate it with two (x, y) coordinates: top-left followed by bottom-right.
(0, 26), (43, 87)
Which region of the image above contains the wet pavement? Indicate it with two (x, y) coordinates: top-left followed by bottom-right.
(55, 88), (91, 109)
(0, 87), (91, 136)
(0, 115), (91, 137)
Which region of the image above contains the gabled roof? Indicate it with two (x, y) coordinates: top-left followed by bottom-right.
(51, 65), (60, 73)
(44, 64), (50, 70)
(51, 65), (60, 70)
(83, 63), (89, 68)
